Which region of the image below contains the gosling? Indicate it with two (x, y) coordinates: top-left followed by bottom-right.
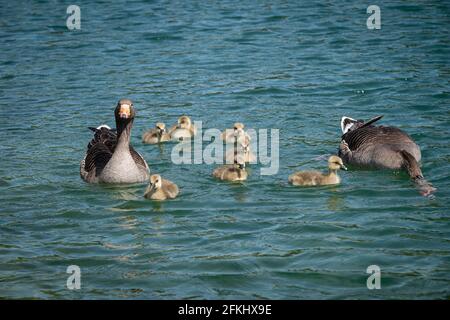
(213, 158), (248, 182)
(169, 116), (196, 140)
(142, 122), (170, 144)
(221, 122), (248, 143)
(225, 133), (256, 164)
(144, 174), (179, 200)
(288, 156), (347, 186)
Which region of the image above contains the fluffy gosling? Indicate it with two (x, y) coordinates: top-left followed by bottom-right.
(144, 174), (179, 200)
(213, 162), (248, 182)
(169, 116), (196, 140)
(288, 156), (347, 186)
(142, 122), (170, 144)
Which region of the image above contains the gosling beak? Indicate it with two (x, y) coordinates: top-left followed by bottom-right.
(341, 164), (348, 171)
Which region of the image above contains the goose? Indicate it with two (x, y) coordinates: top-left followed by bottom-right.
(169, 116), (196, 140)
(142, 122), (170, 144)
(289, 156), (347, 186)
(339, 115), (436, 195)
(225, 133), (256, 164)
(221, 122), (248, 143)
(80, 99), (150, 184)
(144, 174), (179, 200)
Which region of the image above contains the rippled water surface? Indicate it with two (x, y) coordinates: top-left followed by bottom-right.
(1, 1), (449, 299)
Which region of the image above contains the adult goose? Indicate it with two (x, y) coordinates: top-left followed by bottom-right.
(338, 115), (436, 195)
(80, 99), (150, 184)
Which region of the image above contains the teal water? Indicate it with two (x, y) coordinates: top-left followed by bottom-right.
(0, 1), (449, 299)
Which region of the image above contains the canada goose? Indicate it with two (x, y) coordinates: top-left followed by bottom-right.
(289, 156), (347, 186)
(221, 122), (248, 143)
(225, 133), (256, 164)
(339, 115), (436, 195)
(169, 116), (196, 140)
(80, 99), (150, 184)
(142, 122), (170, 144)
(144, 174), (179, 200)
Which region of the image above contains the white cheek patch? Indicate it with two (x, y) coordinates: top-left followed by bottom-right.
(96, 124), (111, 130)
(341, 116), (357, 134)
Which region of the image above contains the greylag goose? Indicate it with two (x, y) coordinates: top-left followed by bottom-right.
(168, 116), (196, 140)
(142, 122), (170, 144)
(144, 174), (179, 200)
(80, 99), (150, 184)
(338, 115), (436, 195)
(289, 156), (347, 186)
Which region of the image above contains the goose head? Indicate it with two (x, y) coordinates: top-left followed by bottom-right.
(155, 122), (166, 135)
(115, 99), (135, 122)
(340, 116), (365, 134)
(328, 156), (347, 171)
(178, 116), (192, 129)
(341, 115), (384, 134)
(148, 174), (162, 190)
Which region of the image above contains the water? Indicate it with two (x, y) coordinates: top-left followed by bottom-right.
(0, 0), (449, 299)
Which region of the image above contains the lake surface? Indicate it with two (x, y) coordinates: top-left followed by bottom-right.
(0, 0), (449, 299)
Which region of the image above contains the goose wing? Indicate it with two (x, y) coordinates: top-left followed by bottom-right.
(342, 126), (408, 151)
(130, 146), (149, 171)
(82, 127), (117, 178)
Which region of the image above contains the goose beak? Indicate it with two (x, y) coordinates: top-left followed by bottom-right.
(341, 164), (348, 171)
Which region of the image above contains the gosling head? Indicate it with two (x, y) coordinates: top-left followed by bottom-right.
(233, 122), (245, 136)
(115, 99), (135, 121)
(328, 156), (347, 171)
(178, 116), (192, 129)
(149, 174), (162, 190)
(155, 122), (166, 135)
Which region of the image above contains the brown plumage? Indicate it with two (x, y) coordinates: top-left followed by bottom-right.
(289, 156), (346, 186)
(339, 115), (436, 196)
